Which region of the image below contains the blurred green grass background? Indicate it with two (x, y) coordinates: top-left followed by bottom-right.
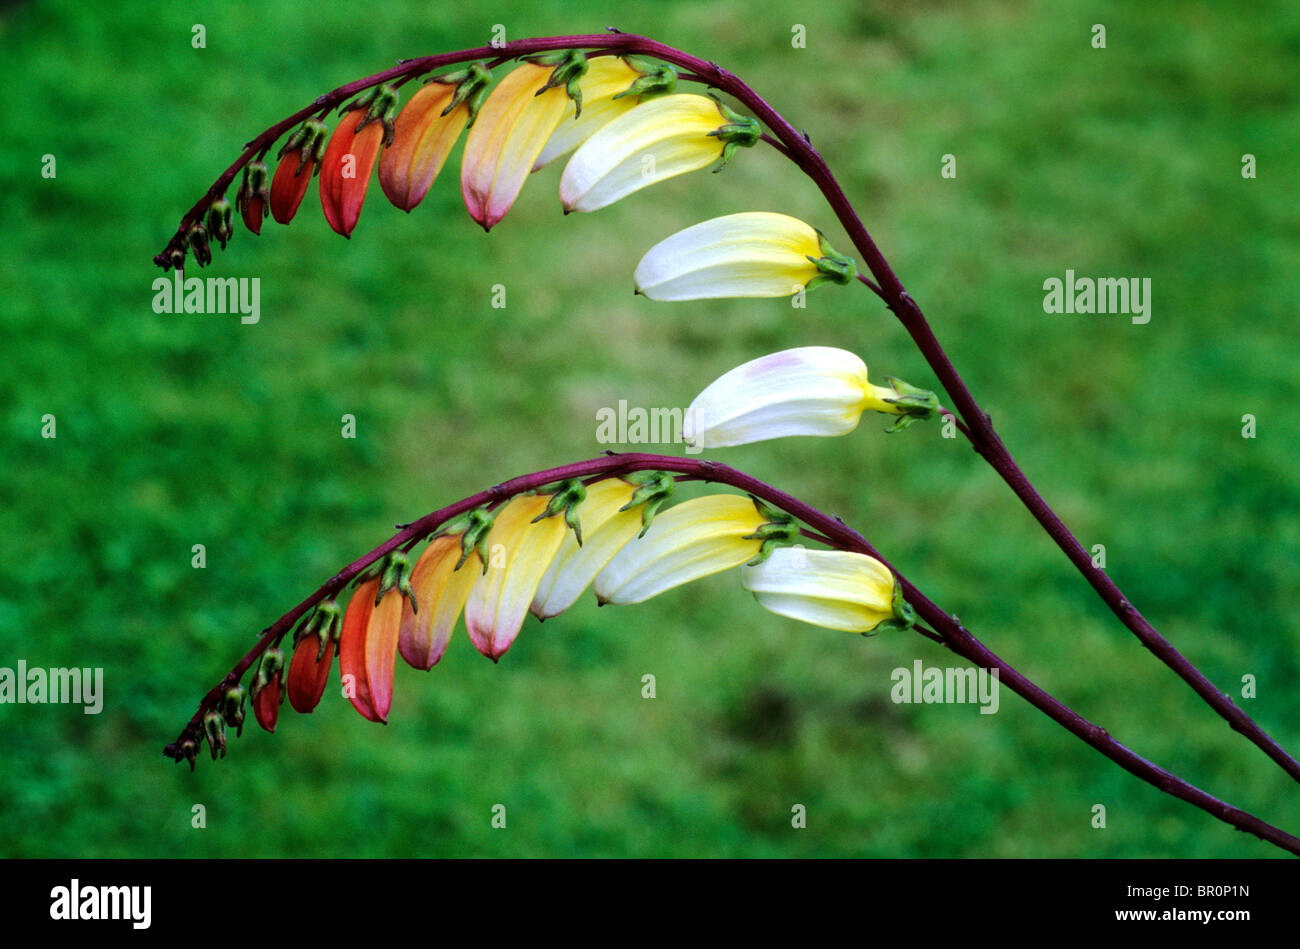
(2, 0), (1298, 857)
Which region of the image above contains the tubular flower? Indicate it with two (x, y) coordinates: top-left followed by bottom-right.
(594, 494), (796, 606)
(559, 93), (760, 213)
(236, 160), (271, 235)
(338, 553), (417, 723)
(531, 56), (675, 171)
(269, 120), (329, 225)
(397, 533), (482, 669)
(319, 84), (399, 238)
(464, 493), (573, 660)
(461, 54), (585, 231)
(740, 547), (913, 634)
(250, 647), (285, 733)
(531, 477), (647, 620)
(633, 212), (855, 301)
(286, 601), (342, 714)
(379, 65), (487, 212)
(684, 346), (940, 449)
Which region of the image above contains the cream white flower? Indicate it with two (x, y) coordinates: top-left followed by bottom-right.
(684, 346), (934, 449)
(633, 212), (854, 301)
(530, 478), (645, 620)
(594, 494), (790, 606)
(559, 93), (758, 212)
(740, 547), (907, 633)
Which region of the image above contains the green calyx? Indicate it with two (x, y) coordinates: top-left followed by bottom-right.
(532, 479), (588, 545)
(429, 62), (492, 127)
(744, 497), (799, 565)
(202, 710), (227, 760)
(613, 57), (678, 100)
(868, 579), (917, 635)
(619, 471), (675, 537)
(706, 94), (761, 171)
(186, 223), (212, 267)
(205, 197), (234, 250)
(252, 647), (285, 700)
(295, 599), (342, 660)
(524, 50), (589, 118)
(220, 685), (247, 736)
(236, 160), (270, 218)
(805, 230), (857, 289)
(880, 376), (940, 433)
(277, 119), (330, 176)
(434, 506), (495, 573)
(343, 82), (401, 146)
(373, 550), (418, 612)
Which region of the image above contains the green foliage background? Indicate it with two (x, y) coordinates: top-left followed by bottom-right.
(2, 0), (1297, 857)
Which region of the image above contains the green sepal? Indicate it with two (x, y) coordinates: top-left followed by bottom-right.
(442, 507), (494, 573)
(743, 497), (799, 565)
(531, 479), (588, 545)
(374, 550), (418, 613)
(219, 684), (247, 736)
(524, 49), (589, 118)
(186, 223), (212, 267)
(202, 710), (227, 760)
(706, 94), (760, 172)
(277, 119), (330, 176)
(343, 82), (401, 147)
(879, 376), (940, 433)
(296, 599), (343, 661)
(803, 229), (857, 288)
(204, 197), (234, 250)
(236, 160), (271, 217)
(612, 59), (678, 100)
(251, 647), (285, 701)
(429, 62), (492, 127)
(867, 579), (916, 635)
(619, 472), (675, 537)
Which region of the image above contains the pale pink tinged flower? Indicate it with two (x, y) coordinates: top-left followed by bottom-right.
(464, 494), (569, 660)
(461, 63), (570, 231)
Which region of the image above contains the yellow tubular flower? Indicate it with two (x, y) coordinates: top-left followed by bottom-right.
(397, 534), (481, 670)
(593, 495), (775, 606)
(633, 212), (856, 301)
(740, 548), (903, 633)
(559, 93), (759, 213)
(464, 494), (570, 660)
(531, 478), (644, 620)
(461, 62), (572, 230)
(532, 57), (645, 171)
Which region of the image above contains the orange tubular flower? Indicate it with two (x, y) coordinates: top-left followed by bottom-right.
(398, 534), (481, 670)
(269, 120), (328, 225)
(379, 65), (486, 213)
(319, 85), (398, 238)
(460, 55), (584, 231)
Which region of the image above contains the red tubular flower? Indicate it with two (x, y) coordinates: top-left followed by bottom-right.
(337, 578), (381, 720)
(319, 85), (398, 238)
(286, 602), (340, 714)
(236, 160), (271, 235)
(270, 120), (328, 225)
(251, 647), (285, 733)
